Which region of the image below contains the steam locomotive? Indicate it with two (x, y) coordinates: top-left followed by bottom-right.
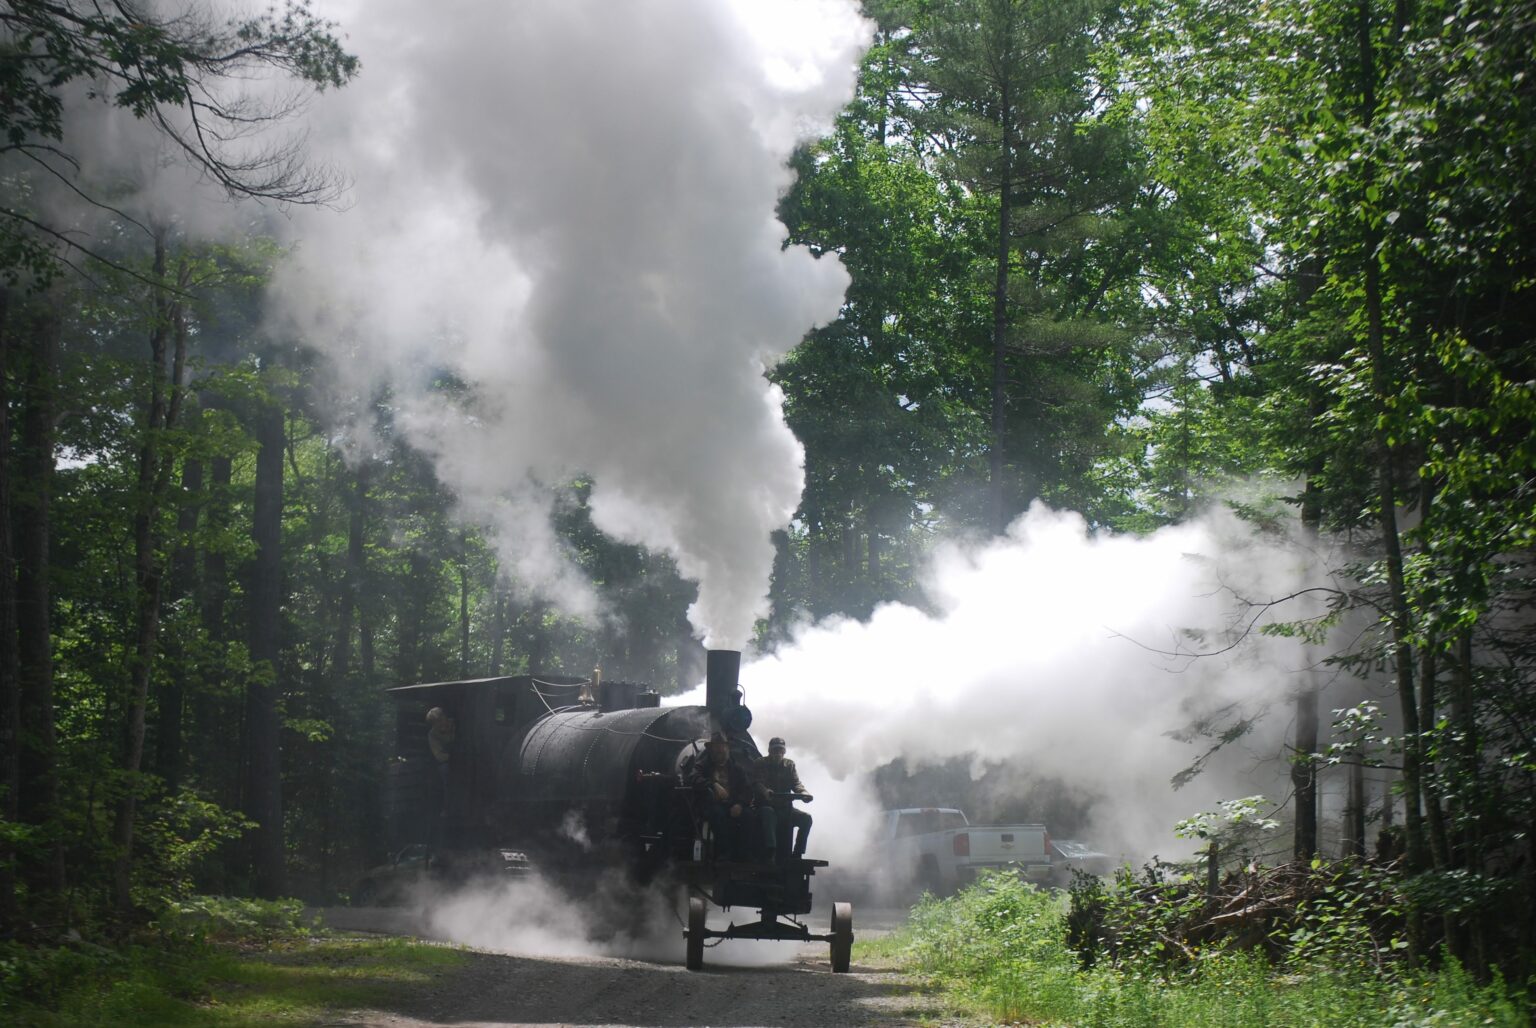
(380, 649), (853, 971)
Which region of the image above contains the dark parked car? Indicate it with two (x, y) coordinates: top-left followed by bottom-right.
(349, 844), (532, 905)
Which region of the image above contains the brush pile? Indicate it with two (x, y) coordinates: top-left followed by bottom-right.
(1067, 858), (1407, 971)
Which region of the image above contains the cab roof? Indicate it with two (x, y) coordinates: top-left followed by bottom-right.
(384, 673), (587, 694)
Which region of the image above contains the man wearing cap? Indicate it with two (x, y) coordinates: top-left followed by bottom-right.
(754, 737), (813, 860)
(690, 733), (766, 861)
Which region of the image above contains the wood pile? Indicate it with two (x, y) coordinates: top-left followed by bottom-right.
(1069, 859), (1404, 969)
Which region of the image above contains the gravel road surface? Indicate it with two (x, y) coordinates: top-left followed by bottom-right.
(308, 904), (947, 1028)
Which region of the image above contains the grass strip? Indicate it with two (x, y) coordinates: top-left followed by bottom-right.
(7, 935), (466, 1027)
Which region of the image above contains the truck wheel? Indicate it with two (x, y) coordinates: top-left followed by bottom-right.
(686, 896), (707, 971)
(918, 856), (942, 897)
(830, 901), (853, 973)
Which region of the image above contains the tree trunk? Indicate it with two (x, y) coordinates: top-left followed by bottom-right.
(807, 529), (821, 605)
(1452, 632), (1484, 962)
(360, 622), (375, 682)
(1452, 631), (1478, 869)
(245, 399), (286, 898)
(1416, 485), (1453, 871)
(1357, 0), (1425, 876)
(1370, 323), (1424, 876)
(155, 456), (203, 793)
(332, 462), (368, 681)
(114, 243), (191, 912)
(0, 286), (17, 919)
(193, 450), (236, 821)
(202, 454), (232, 638)
(989, 88), (1013, 537)
(527, 601), (549, 678)
(1344, 755), (1366, 858)
(1292, 683), (1319, 861)
(488, 588), (507, 676)
(313, 454), (354, 902)
(396, 551), (430, 683)
(1419, 637), (1451, 870)
(876, 27), (890, 147)
(1293, 475), (1324, 860)
(112, 244), (188, 903)
(866, 509), (882, 580)
(459, 532), (471, 678)
(15, 294), (63, 899)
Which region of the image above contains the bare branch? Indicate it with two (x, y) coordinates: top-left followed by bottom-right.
(1112, 586), (1351, 660)
(16, 148), (154, 238)
(0, 207), (191, 295)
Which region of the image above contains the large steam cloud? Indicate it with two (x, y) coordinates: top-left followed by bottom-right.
(725, 504), (1353, 864)
(271, 0), (871, 646)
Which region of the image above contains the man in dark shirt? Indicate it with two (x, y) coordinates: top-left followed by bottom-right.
(690, 733), (772, 861)
(753, 736), (813, 859)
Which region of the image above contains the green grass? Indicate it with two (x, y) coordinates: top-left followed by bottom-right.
(867, 874), (1531, 1027)
(5, 932), (466, 1027)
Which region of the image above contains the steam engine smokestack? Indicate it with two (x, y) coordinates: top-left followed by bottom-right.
(705, 649), (742, 719)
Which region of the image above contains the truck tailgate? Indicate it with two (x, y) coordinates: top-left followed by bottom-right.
(962, 826), (1048, 866)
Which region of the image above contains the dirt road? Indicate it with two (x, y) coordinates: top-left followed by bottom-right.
(310, 905), (946, 1028)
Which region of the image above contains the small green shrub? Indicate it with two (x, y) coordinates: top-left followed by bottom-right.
(133, 792), (255, 906)
(2, 895), (314, 1025)
(0, 937), (129, 1017)
(0, 934), (219, 1026)
(154, 895), (309, 943)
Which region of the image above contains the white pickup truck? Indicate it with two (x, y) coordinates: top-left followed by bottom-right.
(882, 807), (1054, 896)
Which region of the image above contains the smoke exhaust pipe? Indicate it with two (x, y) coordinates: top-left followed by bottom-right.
(705, 649), (742, 719)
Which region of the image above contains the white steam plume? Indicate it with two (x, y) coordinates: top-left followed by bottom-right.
(273, 0), (871, 646)
(714, 504), (1354, 866)
(416, 872), (800, 967)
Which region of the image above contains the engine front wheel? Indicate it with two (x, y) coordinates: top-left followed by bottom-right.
(830, 900), (853, 973)
(685, 896), (707, 971)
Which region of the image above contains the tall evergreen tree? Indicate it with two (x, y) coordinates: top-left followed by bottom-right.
(910, 0), (1141, 533)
